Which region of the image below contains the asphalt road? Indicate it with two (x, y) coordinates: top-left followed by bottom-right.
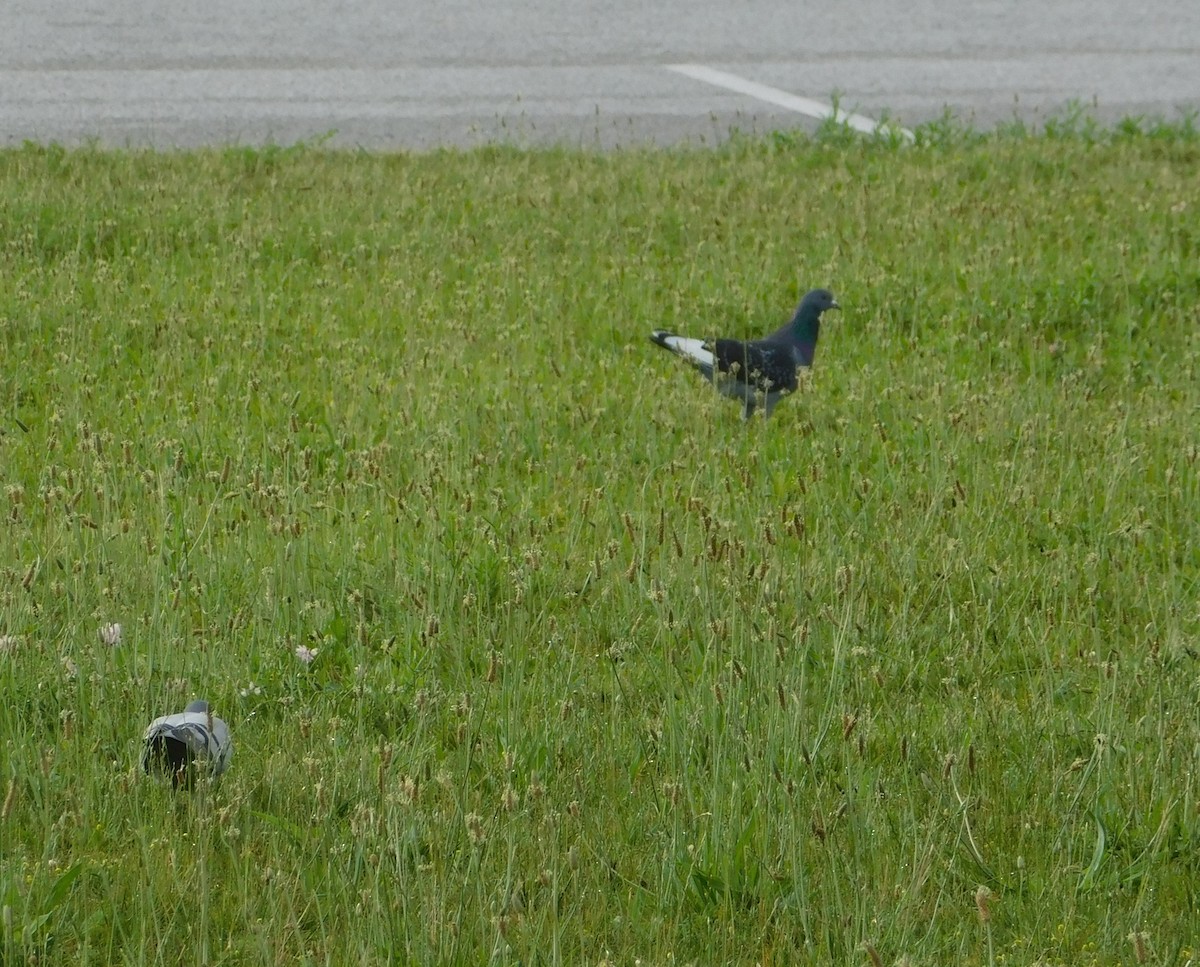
(3, 0), (1199, 148)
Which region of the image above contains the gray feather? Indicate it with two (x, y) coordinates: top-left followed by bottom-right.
(142, 699), (232, 786)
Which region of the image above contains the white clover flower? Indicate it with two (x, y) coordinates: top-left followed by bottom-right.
(99, 623), (122, 647)
(295, 644), (319, 665)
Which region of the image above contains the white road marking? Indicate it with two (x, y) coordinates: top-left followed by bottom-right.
(666, 63), (914, 141)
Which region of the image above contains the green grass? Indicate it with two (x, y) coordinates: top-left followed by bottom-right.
(1, 119), (1199, 965)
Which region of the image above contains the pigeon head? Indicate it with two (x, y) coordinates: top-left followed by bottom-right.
(184, 699), (211, 714)
(781, 288), (839, 366)
(800, 288), (840, 316)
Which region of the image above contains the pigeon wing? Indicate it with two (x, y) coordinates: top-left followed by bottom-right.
(712, 338), (798, 393)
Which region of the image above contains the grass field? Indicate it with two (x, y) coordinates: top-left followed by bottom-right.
(2, 117), (1199, 965)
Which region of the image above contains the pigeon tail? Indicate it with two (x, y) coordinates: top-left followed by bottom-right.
(144, 733), (194, 788)
(649, 330), (715, 381)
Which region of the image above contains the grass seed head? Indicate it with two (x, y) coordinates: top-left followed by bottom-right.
(1, 778), (15, 821)
(974, 886), (992, 924)
(502, 785), (518, 812)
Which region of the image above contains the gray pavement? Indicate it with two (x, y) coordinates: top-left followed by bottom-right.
(3, 0), (1198, 149)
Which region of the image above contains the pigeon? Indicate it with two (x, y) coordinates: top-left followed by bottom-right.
(649, 288), (840, 418)
(142, 699), (232, 787)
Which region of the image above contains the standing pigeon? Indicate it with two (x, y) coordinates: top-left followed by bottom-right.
(649, 288), (839, 418)
(142, 699), (232, 787)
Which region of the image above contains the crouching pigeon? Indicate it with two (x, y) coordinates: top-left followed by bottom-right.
(142, 699), (232, 787)
(649, 287), (839, 418)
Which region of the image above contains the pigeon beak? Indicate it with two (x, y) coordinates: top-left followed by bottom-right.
(830, 300), (841, 310)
